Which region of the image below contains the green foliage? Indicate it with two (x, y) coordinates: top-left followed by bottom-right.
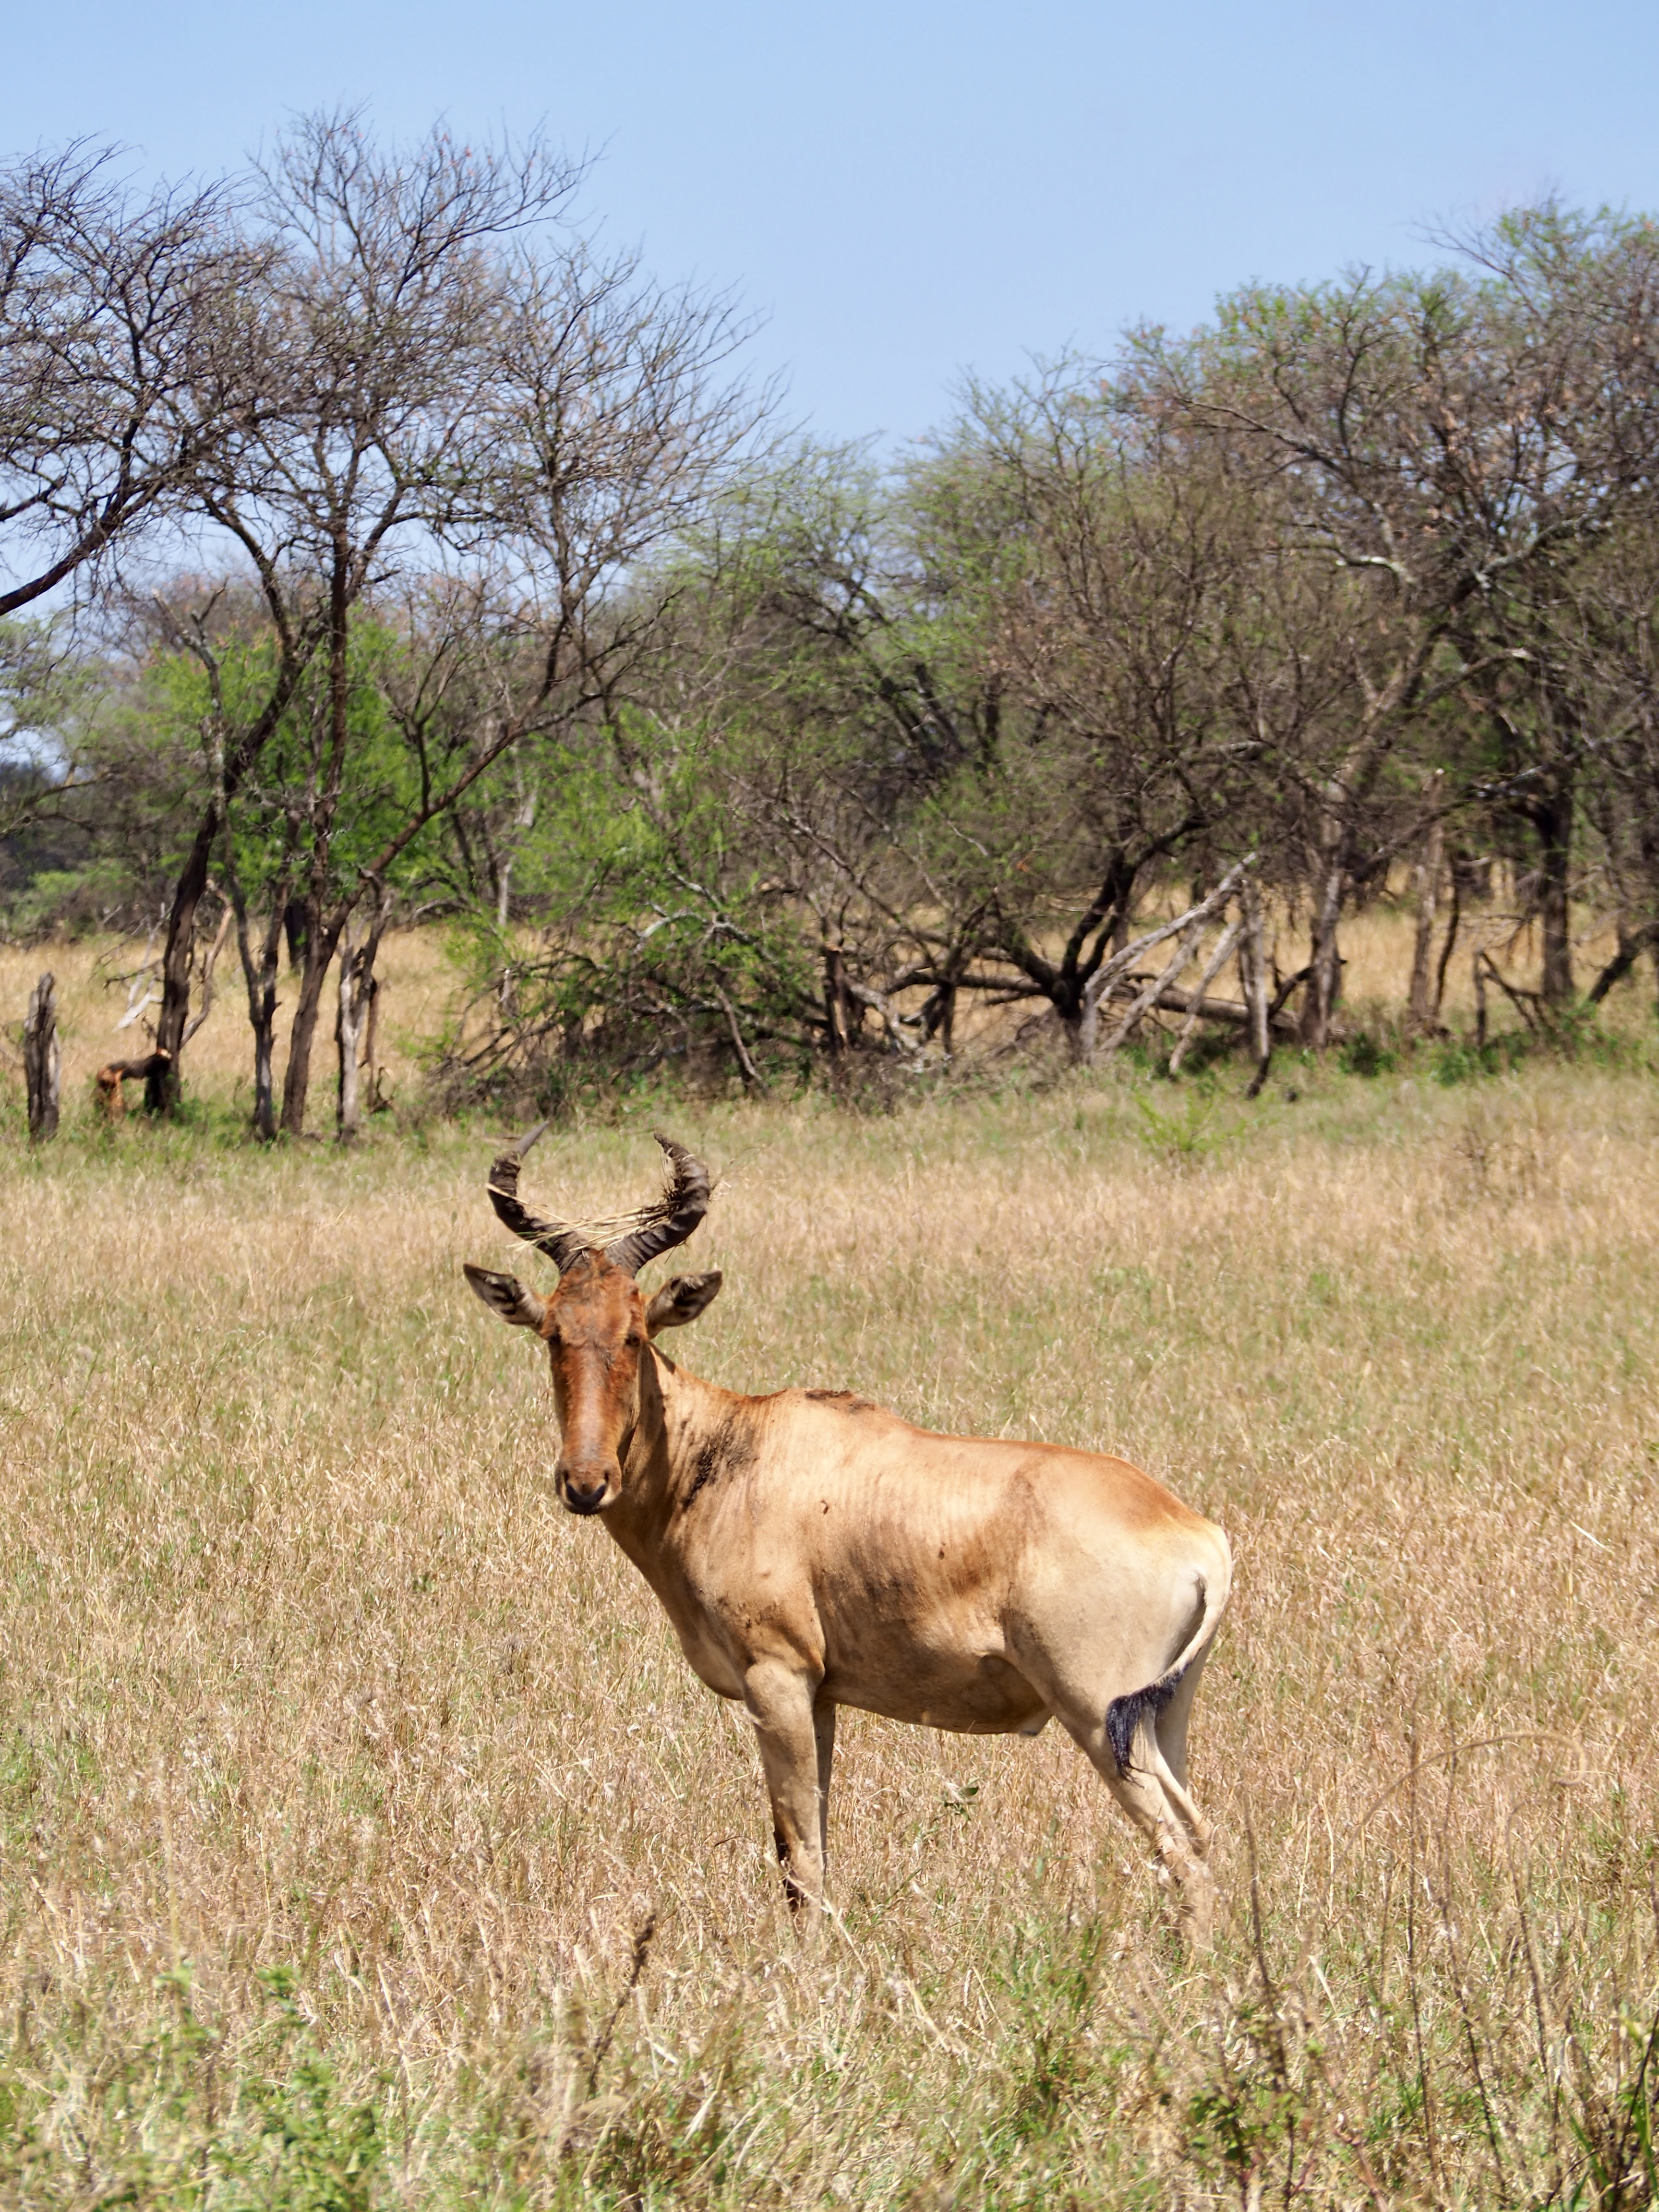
(1427, 1033), (1526, 1085)
(1130, 1087), (1233, 1162)
(0, 1964), (385, 2211)
(1339, 1028), (1397, 1077)
(435, 708), (834, 1109)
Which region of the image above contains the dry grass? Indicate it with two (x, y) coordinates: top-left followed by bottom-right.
(1, 920), (1659, 2204)
(0, 927), (458, 1130)
(0, 883), (1642, 1134)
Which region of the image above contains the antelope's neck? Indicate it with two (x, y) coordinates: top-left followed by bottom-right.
(609, 1347), (740, 1548)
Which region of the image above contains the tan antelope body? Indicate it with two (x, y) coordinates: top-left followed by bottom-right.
(466, 1131), (1231, 1940)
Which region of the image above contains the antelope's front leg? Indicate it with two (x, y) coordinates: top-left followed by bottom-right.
(744, 1660), (826, 1924)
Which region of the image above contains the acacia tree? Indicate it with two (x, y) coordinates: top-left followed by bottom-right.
(1442, 207), (1659, 1005)
(1141, 204), (1659, 1033)
(144, 109), (583, 1120)
(1547, 508), (1659, 1010)
(299, 233), (762, 1139)
(625, 450), (997, 1065)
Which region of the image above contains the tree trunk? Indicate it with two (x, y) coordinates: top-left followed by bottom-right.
(335, 890), (394, 1142)
(1240, 882), (1273, 1100)
(1407, 793), (1446, 1031)
(281, 542), (360, 1140)
(822, 941), (849, 1057)
(24, 972), (60, 1141)
(336, 947), (364, 1142)
(361, 971), (380, 1081)
(280, 912), (351, 1138)
(1431, 865), (1462, 1022)
(226, 867), (286, 1143)
(1017, 847), (1140, 1059)
(1299, 857), (1346, 1049)
(147, 810), (218, 1113)
(283, 898), (309, 970)
(1532, 778), (1576, 1007)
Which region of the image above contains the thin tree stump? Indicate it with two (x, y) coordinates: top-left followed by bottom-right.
(24, 973), (60, 1142)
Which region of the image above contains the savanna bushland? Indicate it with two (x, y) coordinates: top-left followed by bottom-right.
(5, 115), (1659, 2210)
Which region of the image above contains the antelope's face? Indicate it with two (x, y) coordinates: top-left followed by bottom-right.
(539, 1251), (647, 1513)
(464, 1129), (722, 1516)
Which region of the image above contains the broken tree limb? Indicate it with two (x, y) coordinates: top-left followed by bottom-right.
(1479, 950), (1544, 1032)
(1168, 919), (1245, 1076)
(1075, 856), (1256, 1062)
(1241, 878), (1274, 1100)
(1587, 917), (1659, 1005)
(713, 986), (769, 1095)
(96, 1050), (171, 1121)
(1129, 983), (1300, 1035)
(180, 902), (232, 1048)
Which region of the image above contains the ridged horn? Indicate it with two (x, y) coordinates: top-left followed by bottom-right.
(486, 1120), (593, 1273)
(605, 1133), (712, 1276)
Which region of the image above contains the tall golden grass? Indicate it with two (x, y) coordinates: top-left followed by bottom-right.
(1, 913), (1658, 2204)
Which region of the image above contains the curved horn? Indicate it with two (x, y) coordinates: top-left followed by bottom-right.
(486, 1120), (593, 1273)
(605, 1133), (712, 1276)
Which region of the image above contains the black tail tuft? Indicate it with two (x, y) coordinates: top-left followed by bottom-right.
(1106, 1666), (1184, 1778)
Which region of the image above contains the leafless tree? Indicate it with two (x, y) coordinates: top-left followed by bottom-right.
(0, 143), (250, 620)
(144, 110), (585, 1121)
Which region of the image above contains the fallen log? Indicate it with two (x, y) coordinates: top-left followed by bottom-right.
(1128, 983), (1301, 1037)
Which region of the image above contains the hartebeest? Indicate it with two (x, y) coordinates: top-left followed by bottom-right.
(465, 1129), (1231, 1940)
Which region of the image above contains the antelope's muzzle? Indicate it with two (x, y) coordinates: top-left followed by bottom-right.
(555, 1453), (619, 1515)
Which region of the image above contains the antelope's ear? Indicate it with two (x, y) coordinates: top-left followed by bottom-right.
(464, 1263), (547, 1330)
(645, 1270), (723, 1336)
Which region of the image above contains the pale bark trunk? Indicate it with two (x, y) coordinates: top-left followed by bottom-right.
(1407, 791), (1446, 1031)
(1076, 861), (1254, 1063)
(336, 947), (364, 1142)
(336, 889), (395, 1142)
(1299, 858), (1346, 1049)
(822, 941), (849, 1058)
(226, 868), (286, 1144)
(1239, 881), (1273, 1099)
(1167, 919), (1243, 1076)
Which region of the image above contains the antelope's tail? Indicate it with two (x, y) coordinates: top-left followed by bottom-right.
(1105, 1551), (1230, 1779)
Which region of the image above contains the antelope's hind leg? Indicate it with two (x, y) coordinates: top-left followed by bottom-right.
(1059, 1649), (1218, 1948)
(813, 1696), (836, 1869)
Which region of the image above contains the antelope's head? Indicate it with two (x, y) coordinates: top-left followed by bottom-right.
(464, 1126), (722, 1514)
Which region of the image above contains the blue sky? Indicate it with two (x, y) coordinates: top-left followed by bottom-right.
(6, 1), (1659, 444)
